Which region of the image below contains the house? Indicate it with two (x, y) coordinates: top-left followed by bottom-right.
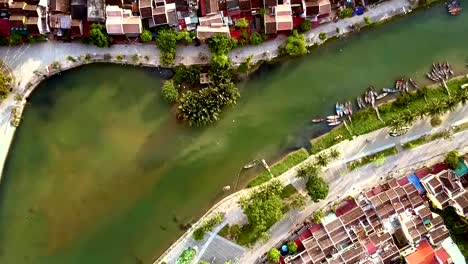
(71, 0), (87, 19)
(0, 0), (12, 11)
(105, 5), (142, 36)
(25, 16), (42, 34)
(405, 240), (445, 264)
(264, 3), (293, 34)
(49, 0), (70, 13)
(88, 0), (105, 22)
(196, 13), (230, 40)
(303, 0), (331, 18)
(139, 0), (176, 27)
(71, 18), (82, 36)
(421, 169), (468, 218)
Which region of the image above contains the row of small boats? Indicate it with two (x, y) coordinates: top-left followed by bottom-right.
(448, 0), (462, 15)
(426, 62), (454, 82)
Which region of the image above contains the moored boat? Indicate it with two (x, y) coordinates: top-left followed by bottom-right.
(409, 78), (418, 88)
(383, 88), (398, 93)
(327, 115), (340, 120)
(376, 92), (388, 100)
(312, 118), (324, 123)
(328, 120), (342, 126)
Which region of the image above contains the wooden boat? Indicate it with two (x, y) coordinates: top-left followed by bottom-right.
(328, 120), (342, 126)
(243, 160), (258, 169)
(383, 88), (398, 93)
(342, 104), (348, 116)
(395, 80), (401, 90)
(370, 95), (375, 107)
(327, 115), (340, 120)
(357, 97), (364, 109)
(335, 103), (341, 117)
(409, 78), (418, 88)
(376, 92), (388, 100)
(347, 101), (353, 115)
(312, 118), (324, 123)
(405, 80), (409, 92)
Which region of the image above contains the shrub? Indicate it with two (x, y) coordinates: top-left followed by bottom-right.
(312, 209), (324, 223)
(116, 55), (124, 61)
(208, 34), (237, 55)
(306, 174), (329, 202)
(250, 32), (263, 45)
(430, 116), (442, 127)
(338, 7), (353, 18)
(66, 56), (76, 62)
(156, 29), (177, 65)
(161, 80), (178, 104)
(140, 29), (153, 42)
(176, 247), (196, 264)
(192, 212), (225, 240)
(176, 30), (193, 44)
(236, 18), (249, 28)
(103, 53), (112, 60)
(319, 32), (327, 41)
(173, 65), (201, 86)
(284, 30), (307, 57)
(364, 16), (372, 25)
(445, 150), (460, 169)
(89, 23), (111, 47)
(287, 241), (298, 254)
(299, 20), (311, 32)
(268, 248), (280, 263)
(0, 71), (11, 99)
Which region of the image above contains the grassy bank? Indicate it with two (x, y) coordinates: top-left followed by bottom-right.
(311, 78), (468, 153)
(247, 148), (309, 187)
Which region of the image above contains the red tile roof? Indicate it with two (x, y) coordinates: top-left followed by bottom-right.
(0, 18), (10, 37)
(405, 240), (438, 264)
(432, 162), (448, 174)
(435, 247), (450, 264)
(397, 176), (409, 186)
(415, 167), (431, 179)
(335, 198), (358, 217)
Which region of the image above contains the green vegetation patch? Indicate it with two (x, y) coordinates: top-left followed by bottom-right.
(247, 148), (309, 187)
(348, 147), (397, 170)
(192, 212), (224, 240)
(433, 207), (468, 257)
(176, 247), (196, 264)
(280, 184), (298, 199)
(454, 121), (468, 133)
(402, 130), (451, 149)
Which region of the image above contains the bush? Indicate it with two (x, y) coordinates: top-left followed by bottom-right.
(430, 116), (442, 127)
(287, 241), (298, 254)
(193, 212), (225, 240)
(306, 174), (329, 202)
(176, 30), (193, 44)
(161, 80), (178, 104)
(66, 56), (76, 62)
(176, 247), (196, 264)
(445, 150), (460, 170)
(299, 20), (311, 32)
(268, 248), (280, 263)
(250, 32), (263, 45)
(173, 65), (201, 86)
(0, 71), (11, 99)
(338, 7), (353, 18)
(89, 23), (111, 47)
(319, 32), (327, 41)
(364, 16), (372, 25)
(284, 30), (307, 57)
(236, 17), (249, 28)
(140, 29), (153, 42)
(156, 29), (177, 65)
(208, 34), (237, 55)
(312, 209), (324, 223)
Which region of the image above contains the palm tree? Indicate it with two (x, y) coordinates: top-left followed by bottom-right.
(390, 117), (405, 131)
(330, 149), (340, 160)
(400, 110), (416, 126)
(316, 153), (330, 168)
(444, 98), (458, 112)
(426, 100), (444, 117)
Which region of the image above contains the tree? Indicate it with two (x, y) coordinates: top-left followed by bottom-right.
(297, 163), (320, 178)
(173, 65), (201, 86)
(445, 150), (460, 170)
(89, 24), (111, 47)
(156, 29), (178, 65)
(287, 241), (298, 254)
(284, 30), (307, 57)
(268, 248), (280, 263)
(161, 80), (178, 104)
(306, 174), (329, 202)
(250, 32), (264, 45)
(208, 34), (237, 55)
(140, 29), (153, 42)
(236, 18), (249, 28)
(316, 153), (330, 167)
(299, 20), (311, 32)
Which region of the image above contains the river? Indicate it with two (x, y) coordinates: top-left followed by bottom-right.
(0, 5), (467, 264)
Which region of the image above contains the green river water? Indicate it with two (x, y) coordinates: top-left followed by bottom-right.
(1, 5), (467, 264)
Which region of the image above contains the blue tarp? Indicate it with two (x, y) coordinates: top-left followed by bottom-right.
(408, 173), (425, 194)
(353, 7), (366, 15)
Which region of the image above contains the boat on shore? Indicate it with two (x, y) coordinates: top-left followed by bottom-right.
(328, 120), (341, 126)
(409, 78), (418, 88)
(376, 92), (388, 100)
(327, 115), (340, 120)
(357, 96), (365, 109)
(383, 88), (398, 93)
(312, 118), (325, 123)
